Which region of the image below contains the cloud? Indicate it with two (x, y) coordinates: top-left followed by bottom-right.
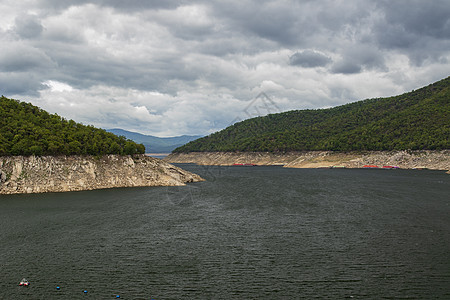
(377, 0), (450, 39)
(43, 80), (74, 92)
(331, 61), (362, 74)
(372, 0), (450, 65)
(150, 5), (216, 41)
(331, 44), (387, 74)
(14, 14), (44, 39)
(289, 50), (331, 68)
(36, 0), (188, 13)
(0, 43), (54, 72)
(0, 73), (45, 96)
(32, 82), (247, 136)
(1, 0), (449, 136)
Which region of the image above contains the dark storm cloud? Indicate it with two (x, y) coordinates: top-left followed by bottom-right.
(206, 1), (310, 47)
(289, 50), (331, 68)
(377, 0), (450, 39)
(206, 0), (375, 49)
(14, 14), (44, 39)
(206, 0), (450, 67)
(0, 45), (54, 72)
(331, 46), (387, 74)
(99, 0), (190, 11)
(331, 61), (361, 74)
(0, 73), (45, 96)
(39, 44), (198, 93)
(39, 0), (188, 12)
(373, 0), (450, 65)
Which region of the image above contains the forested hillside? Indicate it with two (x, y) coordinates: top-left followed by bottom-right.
(174, 77), (450, 153)
(0, 96), (145, 156)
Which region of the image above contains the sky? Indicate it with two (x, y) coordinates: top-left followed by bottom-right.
(1, 0), (449, 137)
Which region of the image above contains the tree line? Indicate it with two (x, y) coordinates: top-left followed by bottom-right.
(0, 96), (145, 156)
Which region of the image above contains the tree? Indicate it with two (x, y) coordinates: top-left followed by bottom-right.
(0, 96), (147, 156)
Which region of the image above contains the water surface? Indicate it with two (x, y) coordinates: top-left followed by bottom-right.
(1, 165), (449, 299)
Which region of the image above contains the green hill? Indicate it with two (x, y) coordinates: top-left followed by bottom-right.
(0, 96), (145, 156)
(174, 77), (450, 153)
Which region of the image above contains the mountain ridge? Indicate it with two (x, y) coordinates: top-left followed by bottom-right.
(173, 76), (450, 153)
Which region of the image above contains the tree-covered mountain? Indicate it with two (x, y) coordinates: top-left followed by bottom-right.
(0, 96), (145, 156)
(107, 128), (202, 153)
(174, 77), (450, 153)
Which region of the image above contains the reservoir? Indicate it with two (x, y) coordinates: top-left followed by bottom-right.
(0, 165), (449, 299)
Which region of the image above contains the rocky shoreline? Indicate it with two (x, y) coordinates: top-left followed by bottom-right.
(165, 150), (450, 172)
(0, 154), (204, 195)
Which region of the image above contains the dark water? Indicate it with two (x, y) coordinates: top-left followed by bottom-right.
(1, 165), (449, 299)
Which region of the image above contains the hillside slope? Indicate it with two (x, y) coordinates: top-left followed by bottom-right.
(107, 129), (201, 153)
(174, 77), (450, 153)
(0, 97), (145, 156)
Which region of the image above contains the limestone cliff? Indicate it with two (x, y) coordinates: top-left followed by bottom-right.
(0, 155), (204, 195)
(165, 150), (450, 171)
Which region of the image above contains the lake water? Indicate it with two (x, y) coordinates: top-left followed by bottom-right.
(0, 165), (449, 299)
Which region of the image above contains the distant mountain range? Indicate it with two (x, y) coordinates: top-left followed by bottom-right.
(106, 129), (202, 153)
(174, 76), (450, 153)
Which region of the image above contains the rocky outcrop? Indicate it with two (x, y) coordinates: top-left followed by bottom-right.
(0, 155), (204, 195)
(165, 150), (450, 171)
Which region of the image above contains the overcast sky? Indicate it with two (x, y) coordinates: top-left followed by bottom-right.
(1, 0), (449, 136)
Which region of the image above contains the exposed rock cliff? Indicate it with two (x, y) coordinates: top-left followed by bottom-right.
(0, 155), (204, 195)
(165, 150), (450, 171)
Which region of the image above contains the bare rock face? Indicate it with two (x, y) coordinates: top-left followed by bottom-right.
(165, 152), (300, 166)
(0, 155), (204, 195)
(165, 150), (450, 171)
